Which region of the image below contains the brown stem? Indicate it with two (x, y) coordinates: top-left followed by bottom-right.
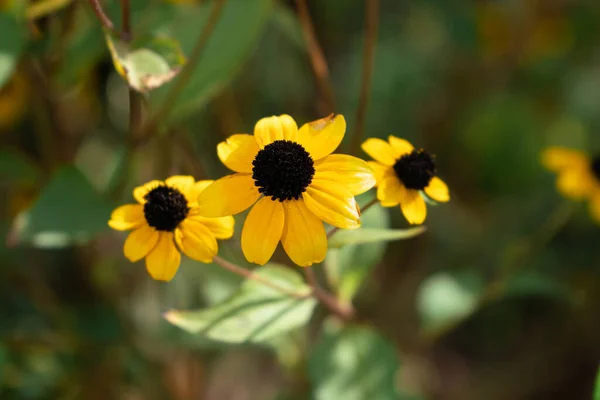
(349, 0), (380, 155)
(327, 197), (378, 238)
(140, 0), (227, 142)
(295, 0), (335, 113)
(87, 0), (115, 32)
(120, 0), (131, 41)
(303, 266), (354, 320)
(212, 256), (309, 299)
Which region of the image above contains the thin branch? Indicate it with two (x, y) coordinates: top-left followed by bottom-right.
(87, 0), (115, 32)
(212, 256), (310, 299)
(120, 0), (131, 41)
(295, 0), (335, 113)
(349, 0), (380, 155)
(327, 197), (378, 238)
(303, 267), (354, 320)
(140, 0), (227, 141)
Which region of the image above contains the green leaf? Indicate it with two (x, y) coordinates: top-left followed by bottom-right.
(149, 0), (272, 122)
(309, 326), (414, 400)
(0, 12), (26, 88)
(329, 226), (426, 248)
(106, 33), (184, 93)
(594, 365), (600, 400)
(0, 149), (41, 184)
(10, 166), (113, 248)
(164, 264), (316, 344)
(325, 195), (391, 302)
(416, 271), (481, 334)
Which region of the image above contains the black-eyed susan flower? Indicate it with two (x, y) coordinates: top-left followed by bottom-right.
(109, 176), (234, 281)
(541, 146), (600, 222)
(195, 114), (376, 267)
(361, 136), (449, 225)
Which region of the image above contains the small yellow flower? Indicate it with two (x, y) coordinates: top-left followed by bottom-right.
(361, 136), (450, 225)
(541, 146), (600, 222)
(196, 114), (376, 267)
(109, 176), (235, 281)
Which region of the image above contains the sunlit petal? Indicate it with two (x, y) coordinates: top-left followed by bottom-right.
(297, 114), (346, 160)
(388, 136), (414, 157)
(175, 219), (218, 263)
(281, 199), (327, 267)
(217, 134), (260, 173)
(196, 174), (260, 217)
(133, 180), (162, 203)
(314, 154), (376, 195)
(108, 204), (145, 231)
(145, 232), (181, 281)
(556, 169), (593, 200)
(424, 177), (450, 203)
(400, 190), (427, 225)
(377, 176), (405, 207)
(303, 180), (360, 229)
(123, 225), (159, 262)
(189, 215), (235, 239)
(541, 146), (588, 172)
(254, 115), (299, 148)
(361, 138), (398, 166)
(241, 197), (284, 265)
(165, 176), (195, 194)
(367, 161), (393, 183)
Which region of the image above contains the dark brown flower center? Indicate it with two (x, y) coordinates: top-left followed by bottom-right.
(591, 156), (600, 180)
(393, 149), (436, 190)
(143, 185), (189, 231)
(252, 140), (315, 202)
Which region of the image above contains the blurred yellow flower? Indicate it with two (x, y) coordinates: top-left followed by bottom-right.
(362, 136), (449, 225)
(196, 114), (375, 267)
(109, 176), (234, 281)
(541, 147), (600, 222)
(0, 72), (29, 132)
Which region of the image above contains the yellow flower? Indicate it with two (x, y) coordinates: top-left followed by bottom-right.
(541, 146), (600, 222)
(361, 136), (450, 225)
(196, 114), (376, 267)
(109, 176), (235, 281)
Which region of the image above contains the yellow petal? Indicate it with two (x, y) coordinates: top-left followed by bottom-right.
(361, 138), (398, 166)
(175, 219), (218, 263)
(400, 190), (427, 225)
(254, 114), (298, 148)
(367, 161), (393, 183)
(189, 215), (235, 239)
(145, 232), (181, 281)
(556, 169), (592, 199)
(377, 176), (404, 207)
(589, 194), (600, 223)
(165, 176), (195, 194)
(297, 114), (346, 160)
(281, 199), (327, 267)
(303, 180), (360, 229)
(314, 154), (376, 196)
(108, 204), (145, 231)
(541, 146), (588, 172)
(241, 197), (284, 265)
(217, 134), (260, 173)
(123, 225), (159, 262)
(196, 174), (260, 217)
(185, 180), (214, 208)
(388, 135), (414, 156)
(133, 180), (162, 203)
(424, 177), (450, 203)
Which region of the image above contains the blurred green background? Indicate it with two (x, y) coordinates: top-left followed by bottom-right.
(1, 0), (600, 398)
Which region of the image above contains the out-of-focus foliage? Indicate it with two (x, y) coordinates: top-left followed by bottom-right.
(1, 0), (600, 399)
